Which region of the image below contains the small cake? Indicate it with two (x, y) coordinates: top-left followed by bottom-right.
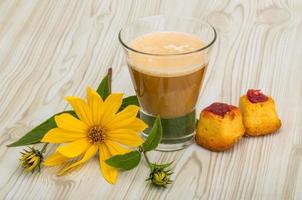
(196, 103), (245, 151)
(239, 89), (281, 136)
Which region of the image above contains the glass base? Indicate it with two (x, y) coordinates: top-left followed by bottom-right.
(142, 131), (195, 151)
(140, 110), (196, 152)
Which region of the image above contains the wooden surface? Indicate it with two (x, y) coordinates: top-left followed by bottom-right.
(0, 0), (302, 199)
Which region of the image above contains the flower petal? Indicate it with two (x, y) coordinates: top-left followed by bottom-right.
(57, 139), (90, 158)
(101, 93), (123, 125)
(29, 156), (38, 163)
(58, 145), (98, 175)
(86, 87), (104, 125)
(99, 144), (118, 184)
(55, 113), (88, 133)
(26, 159), (40, 173)
(104, 140), (130, 155)
(41, 128), (86, 143)
(65, 96), (93, 126)
(107, 129), (144, 147)
(105, 105), (139, 130)
(130, 118), (148, 132)
(43, 152), (69, 166)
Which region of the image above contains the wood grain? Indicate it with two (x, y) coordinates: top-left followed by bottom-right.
(0, 0), (302, 199)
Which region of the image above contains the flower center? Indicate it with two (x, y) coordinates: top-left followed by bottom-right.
(88, 126), (106, 144)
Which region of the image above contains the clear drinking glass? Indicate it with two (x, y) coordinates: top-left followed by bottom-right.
(119, 16), (216, 151)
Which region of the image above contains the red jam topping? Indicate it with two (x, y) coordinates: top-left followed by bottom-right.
(204, 102), (235, 117)
(247, 89), (268, 103)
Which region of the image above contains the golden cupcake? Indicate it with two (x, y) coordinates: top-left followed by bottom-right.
(196, 103), (245, 151)
(239, 89), (281, 136)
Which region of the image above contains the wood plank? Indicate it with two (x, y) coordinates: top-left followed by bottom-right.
(0, 0), (301, 199)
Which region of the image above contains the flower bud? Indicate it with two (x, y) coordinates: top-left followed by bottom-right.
(19, 147), (43, 173)
(146, 163), (173, 187)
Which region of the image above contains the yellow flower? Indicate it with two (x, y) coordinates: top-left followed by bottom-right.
(41, 87), (147, 184)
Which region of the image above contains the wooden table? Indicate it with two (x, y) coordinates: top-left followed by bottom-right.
(1, 0), (301, 199)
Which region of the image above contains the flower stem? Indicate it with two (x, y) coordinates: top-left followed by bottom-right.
(41, 143), (48, 153)
(107, 68), (112, 94)
(143, 151), (152, 168)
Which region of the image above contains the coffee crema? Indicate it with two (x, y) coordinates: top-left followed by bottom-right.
(127, 32), (208, 118)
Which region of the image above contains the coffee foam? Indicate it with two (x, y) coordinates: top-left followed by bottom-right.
(128, 32), (208, 77)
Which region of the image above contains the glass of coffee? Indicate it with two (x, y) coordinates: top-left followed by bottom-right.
(119, 16), (216, 151)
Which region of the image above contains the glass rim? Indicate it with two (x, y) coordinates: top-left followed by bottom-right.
(118, 15), (217, 56)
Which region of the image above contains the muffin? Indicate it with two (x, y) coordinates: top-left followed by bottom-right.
(196, 103), (245, 151)
(239, 89), (281, 136)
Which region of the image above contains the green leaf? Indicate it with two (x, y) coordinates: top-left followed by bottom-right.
(105, 151), (141, 170)
(142, 116), (162, 152)
(151, 161), (173, 170)
(7, 111), (76, 147)
(97, 75), (110, 100)
(97, 68), (112, 100)
(119, 95), (139, 111)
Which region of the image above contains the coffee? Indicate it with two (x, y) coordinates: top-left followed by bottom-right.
(127, 32), (208, 118)
(119, 16), (216, 151)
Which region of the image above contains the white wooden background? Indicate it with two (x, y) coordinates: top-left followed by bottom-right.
(0, 0), (302, 199)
